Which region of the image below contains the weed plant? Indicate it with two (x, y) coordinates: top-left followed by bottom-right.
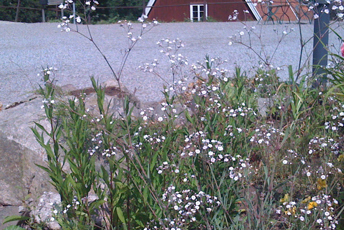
(5, 0), (344, 229)
(25, 52), (344, 229)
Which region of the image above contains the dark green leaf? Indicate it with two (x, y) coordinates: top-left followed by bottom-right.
(3, 226), (26, 230)
(2, 215), (29, 225)
(116, 207), (126, 224)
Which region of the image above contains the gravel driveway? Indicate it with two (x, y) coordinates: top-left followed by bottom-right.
(1, 20), (344, 106)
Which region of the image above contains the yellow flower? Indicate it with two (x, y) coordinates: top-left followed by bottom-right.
(338, 154), (344, 162)
(307, 201), (318, 210)
(280, 193), (290, 203)
(238, 208), (246, 213)
(284, 206), (296, 215)
(301, 196), (311, 204)
(317, 178), (327, 190)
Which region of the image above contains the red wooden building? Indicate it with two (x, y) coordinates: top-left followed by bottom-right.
(145, 0), (256, 22)
(144, 0), (312, 23)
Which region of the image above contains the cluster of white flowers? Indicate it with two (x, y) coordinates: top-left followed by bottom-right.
(51, 196), (81, 222)
(88, 130), (122, 158)
(228, 156), (251, 181)
(57, 0), (99, 30)
(311, 0), (344, 20)
(139, 59), (159, 73)
(156, 161), (179, 175)
(139, 108), (166, 123)
(308, 136), (340, 156)
(324, 98), (344, 134)
(250, 125), (284, 146)
(276, 194), (338, 229)
(41, 98), (55, 109)
(158, 185), (220, 228)
(143, 133), (166, 146)
(281, 149), (306, 166)
(191, 57), (229, 79)
(181, 131), (230, 164)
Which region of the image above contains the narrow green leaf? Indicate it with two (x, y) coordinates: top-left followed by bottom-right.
(89, 199), (106, 212)
(2, 215), (29, 225)
(100, 165), (110, 185)
(116, 207), (126, 224)
(143, 185), (149, 203)
(288, 65), (294, 84)
(35, 164), (52, 174)
(150, 152), (158, 172)
(135, 219), (145, 227)
(33, 122), (48, 134)
(3, 226), (26, 230)
(184, 110), (193, 124)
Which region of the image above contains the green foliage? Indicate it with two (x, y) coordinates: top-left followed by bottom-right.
(206, 16), (217, 22)
(2, 215), (30, 225)
(99, 0), (149, 22)
(0, 0), (149, 23)
(32, 51), (344, 229)
(0, 0), (57, 22)
(0, 0), (16, 21)
(3, 226), (26, 230)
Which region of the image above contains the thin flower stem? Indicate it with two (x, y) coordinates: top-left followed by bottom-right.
(71, 27), (120, 84)
(237, 41), (270, 66)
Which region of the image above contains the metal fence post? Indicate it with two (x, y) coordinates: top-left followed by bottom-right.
(15, 0), (20, 22)
(42, 8), (46, 22)
(73, 2), (76, 24)
(312, 0), (330, 87)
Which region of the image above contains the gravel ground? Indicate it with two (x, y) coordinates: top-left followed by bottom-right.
(1, 20), (344, 106)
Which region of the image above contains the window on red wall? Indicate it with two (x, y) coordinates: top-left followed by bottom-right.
(190, 4), (208, 21)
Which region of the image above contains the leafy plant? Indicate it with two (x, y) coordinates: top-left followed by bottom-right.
(26, 3), (344, 229)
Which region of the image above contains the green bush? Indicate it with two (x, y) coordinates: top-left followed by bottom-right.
(21, 4), (344, 228)
(29, 53), (344, 229)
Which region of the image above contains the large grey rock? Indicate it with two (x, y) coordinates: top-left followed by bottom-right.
(0, 98), (53, 207)
(0, 79), (143, 227)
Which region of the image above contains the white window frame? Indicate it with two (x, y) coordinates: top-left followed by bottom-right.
(190, 4), (208, 22)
